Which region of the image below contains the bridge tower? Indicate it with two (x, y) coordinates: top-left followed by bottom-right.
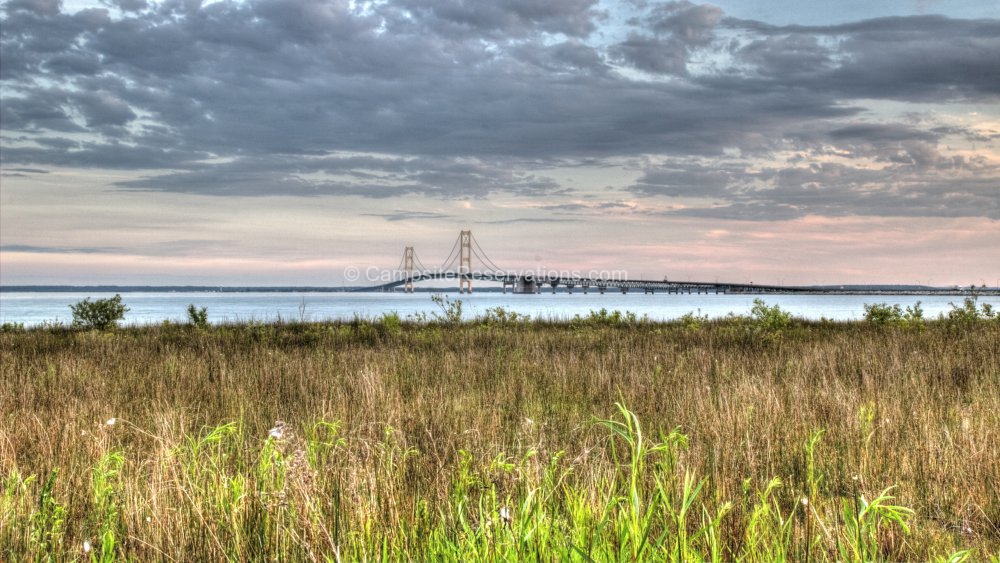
(403, 246), (415, 293)
(459, 230), (473, 293)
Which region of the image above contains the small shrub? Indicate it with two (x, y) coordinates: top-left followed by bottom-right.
(481, 306), (529, 324)
(430, 294), (463, 324)
(945, 296), (996, 327)
(186, 304), (209, 329)
(379, 311), (403, 337)
(750, 298), (792, 331)
(863, 303), (903, 325)
(70, 294), (128, 330)
(903, 301), (926, 327)
(678, 310), (709, 330)
(571, 308), (641, 328)
(1, 321), (26, 333)
(864, 302), (925, 329)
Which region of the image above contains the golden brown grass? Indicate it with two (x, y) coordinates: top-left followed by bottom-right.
(1, 316), (998, 560)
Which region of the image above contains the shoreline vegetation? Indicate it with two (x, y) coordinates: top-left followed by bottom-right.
(1, 298), (998, 561)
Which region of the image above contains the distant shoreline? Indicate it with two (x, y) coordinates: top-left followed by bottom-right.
(2, 284), (998, 295)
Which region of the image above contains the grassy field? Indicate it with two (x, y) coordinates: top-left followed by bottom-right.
(1, 305), (999, 561)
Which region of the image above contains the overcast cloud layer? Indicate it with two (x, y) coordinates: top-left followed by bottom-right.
(1, 0), (999, 285)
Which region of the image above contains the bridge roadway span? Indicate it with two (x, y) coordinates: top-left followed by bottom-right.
(371, 232), (1000, 295)
(358, 272), (998, 295)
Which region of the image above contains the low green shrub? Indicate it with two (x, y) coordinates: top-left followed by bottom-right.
(69, 294), (128, 330)
(187, 304), (210, 329)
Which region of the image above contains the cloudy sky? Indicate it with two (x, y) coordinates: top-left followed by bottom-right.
(1, 0), (998, 286)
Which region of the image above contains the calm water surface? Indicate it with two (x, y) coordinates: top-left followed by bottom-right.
(2, 291), (997, 327)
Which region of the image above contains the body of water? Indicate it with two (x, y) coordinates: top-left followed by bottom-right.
(2, 291), (996, 327)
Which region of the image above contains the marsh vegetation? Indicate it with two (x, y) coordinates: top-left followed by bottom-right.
(1, 304), (998, 560)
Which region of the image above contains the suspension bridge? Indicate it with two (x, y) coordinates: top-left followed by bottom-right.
(364, 230), (811, 295)
(357, 230), (1000, 296)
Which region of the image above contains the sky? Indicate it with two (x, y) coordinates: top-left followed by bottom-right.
(1, 0), (998, 287)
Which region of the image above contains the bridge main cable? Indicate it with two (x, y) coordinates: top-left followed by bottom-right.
(470, 232), (505, 273)
(438, 233), (462, 272)
(412, 249), (431, 274)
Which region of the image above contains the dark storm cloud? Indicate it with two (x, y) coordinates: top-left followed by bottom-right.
(4, 167), (49, 173)
(735, 34), (833, 77)
(0, 90), (82, 132)
(1, 0), (998, 217)
(391, 0), (603, 39)
(509, 39), (609, 74)
(0, 244), (122, 254)
(540, 201), (636, 213)
(610, 1), (723, 75)
(827, 124), (939, 144)
(110, 0), (148, 12)
(72, 91), (137, 126)
(474, 217), (579, 224)
(727, 15), (1000, 101)
(609, 34), (689, 75)
(364, 210), (453, 222)
(630, 166), (734, 198)
(42, 51), (102, 74)
(2, 143), (210, 169)
(646, 1), (722, 45)
(115, 155), (568, 198)
(630, 158), (1000, 220)
(5, 0), (62, 16)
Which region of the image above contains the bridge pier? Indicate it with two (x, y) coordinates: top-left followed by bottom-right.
(514, 277), (540, 294)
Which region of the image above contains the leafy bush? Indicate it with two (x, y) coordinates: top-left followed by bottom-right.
(864, 302), (925, 329)
(430, 294), (463, 324)
(70, 294), (128, 330)
(863, 303), (903, 325)
(750, 298), (792, 331)
(571, 308), (642, 328)
(187, 304), (209, 329)
(481, 306), (529, 324)
(678, 310), (709, 330)
(945, 296), (997, 327)
(904, 301), (926, 326)
(1, 321), (26, 333)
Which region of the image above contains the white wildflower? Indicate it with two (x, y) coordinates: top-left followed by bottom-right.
(269, 421), (286, 440)
(83, 540), (91, 554)
(499, 506), (512, 526)
(105, 418), (116, 427)
(801, 497), (809, 506)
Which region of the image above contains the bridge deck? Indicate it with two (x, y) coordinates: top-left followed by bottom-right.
(357, 272), (999, 295)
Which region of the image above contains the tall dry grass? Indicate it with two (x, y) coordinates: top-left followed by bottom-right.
(1, 313), (998, 560)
